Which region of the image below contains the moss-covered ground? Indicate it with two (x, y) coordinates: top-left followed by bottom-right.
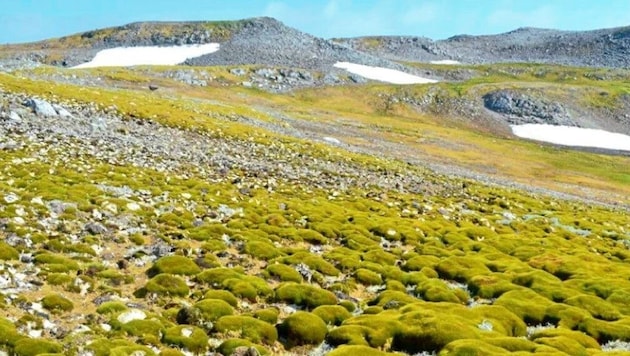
(1, 62), (630, 355)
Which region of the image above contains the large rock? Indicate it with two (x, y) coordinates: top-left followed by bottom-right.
(483, 90), (575, 126)
(25, 98), (58, 117)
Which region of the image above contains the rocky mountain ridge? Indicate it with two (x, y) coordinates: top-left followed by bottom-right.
(336, 25), (630, 68)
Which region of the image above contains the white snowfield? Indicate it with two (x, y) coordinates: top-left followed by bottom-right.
(430, 60), (461, 65)
(72, 43), (220, 68)
(511, 124), (630, 151)
(334, 62), (438, 84)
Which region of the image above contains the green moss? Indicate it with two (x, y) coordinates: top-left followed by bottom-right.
(468, 275), (517, 299)
(34, 253), (80, 271)
(244, 240), (282, 260)
(193, 298), (234, 321)
(278, 311), (327, 348)
(253, 308), (279, 324)
(0, 241), (19, 260)
(162, 325), (209, 353)
(13, 338), (62, 356)
(564, 294), (622, 321)
(362, 248), (399, 267)
(435, 255), (491, 282)
(341, 311), (404, 348)
(149, 255), (201, 276)
(216, 338), (268, 356)
(484, 337), (538, 352)
(274, 283), (338, 309)
(313, 305), (352, 326)
(529, 328), (599, 350)
(340, 300), (357, 312)
(577, 317), (630, 343)
(0, 317), (23, 347)
(494, 289), (553, 324)
(109, 345), (156, 356)
(96, 301), (128, 314)
(386, 280), (407, 292)
(197, 267), (272, 300)
(326, 325), (371, 346)
(41, 293), (74, 313)
(355, 268), (383, 286)
(144, 273), (190, 297)
(297, 229), (328, 244)
(46, 273), (74, 286)
(265, 263), (303, 282)
(470, 305), (527, 337)
(532, 336), (588, 356)
(402, 255), (441, 271)
(282, 252), (340, 276)
(391, 315), (480, 354)
(121, 319), (164, 338)
(327, 345), (399, 356)
(369, 290), (419, 309)
(439, 339), (511, 355)
(203, 289), (239, 307)
(86, 338), (149, 356)
(214, 315), (278, 344)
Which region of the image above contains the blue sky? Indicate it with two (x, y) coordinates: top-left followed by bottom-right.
(2, 0), (630, 44)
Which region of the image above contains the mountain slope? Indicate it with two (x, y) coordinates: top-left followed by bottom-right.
(2, 17), (630, 356)
(337, 26), (630, 68)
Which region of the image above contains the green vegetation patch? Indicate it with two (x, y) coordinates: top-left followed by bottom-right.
(13, 338), (62, 356)
(277, 311), (328, 348)
(41, 294), (74, 313)
(274, 283), (338, 309)
(148, 255), (202, 276)
(162, 325), (209, 354)
(144, 273), (190, 297)
(214, 315), (278, 344)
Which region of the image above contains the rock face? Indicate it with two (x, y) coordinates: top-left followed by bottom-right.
(483, 90), (575, 126)
(337, 26), (630, 68)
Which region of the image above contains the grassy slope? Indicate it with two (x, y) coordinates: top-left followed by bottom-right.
(1, 63), (630, 355)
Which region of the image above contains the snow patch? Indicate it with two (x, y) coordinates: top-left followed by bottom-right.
(430, 60), (461, 65)
(511, 124), (630, 151)
(334, 62), (437, 84)
(73, 44), (220, 68)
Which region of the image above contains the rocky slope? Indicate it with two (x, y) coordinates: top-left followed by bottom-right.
(1, 16), (630, 356)
(337, 26), (630, 68)
(1, 17), (420, 75)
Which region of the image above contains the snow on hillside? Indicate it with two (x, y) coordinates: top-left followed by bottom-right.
(334, 62), (437, 84)
(73, 44), (220, 68)
(512, 124), (630, 151)
(430, 60), (462, 65)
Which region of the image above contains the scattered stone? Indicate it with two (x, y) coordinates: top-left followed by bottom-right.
(4, 193), (19, 204)
(85, 222), (108, 235)
(230, 68), (247, 76)
(117, 309), (146, 324)
(25, 98), (57, 117)
(149, 84), (159, 91)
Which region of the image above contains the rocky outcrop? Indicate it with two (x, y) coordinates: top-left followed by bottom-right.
(483, 90), (575, 126)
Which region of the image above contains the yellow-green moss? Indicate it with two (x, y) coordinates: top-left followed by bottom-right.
(277, 311), (328, 348)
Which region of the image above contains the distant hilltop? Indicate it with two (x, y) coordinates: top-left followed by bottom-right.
(1, 17), (630, 68)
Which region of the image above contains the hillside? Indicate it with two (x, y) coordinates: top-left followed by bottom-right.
(337, 26), (630, 68)
(1, 17), (630, 356)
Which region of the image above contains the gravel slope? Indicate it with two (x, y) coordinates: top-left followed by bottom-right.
(337, 26), (630, 68)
